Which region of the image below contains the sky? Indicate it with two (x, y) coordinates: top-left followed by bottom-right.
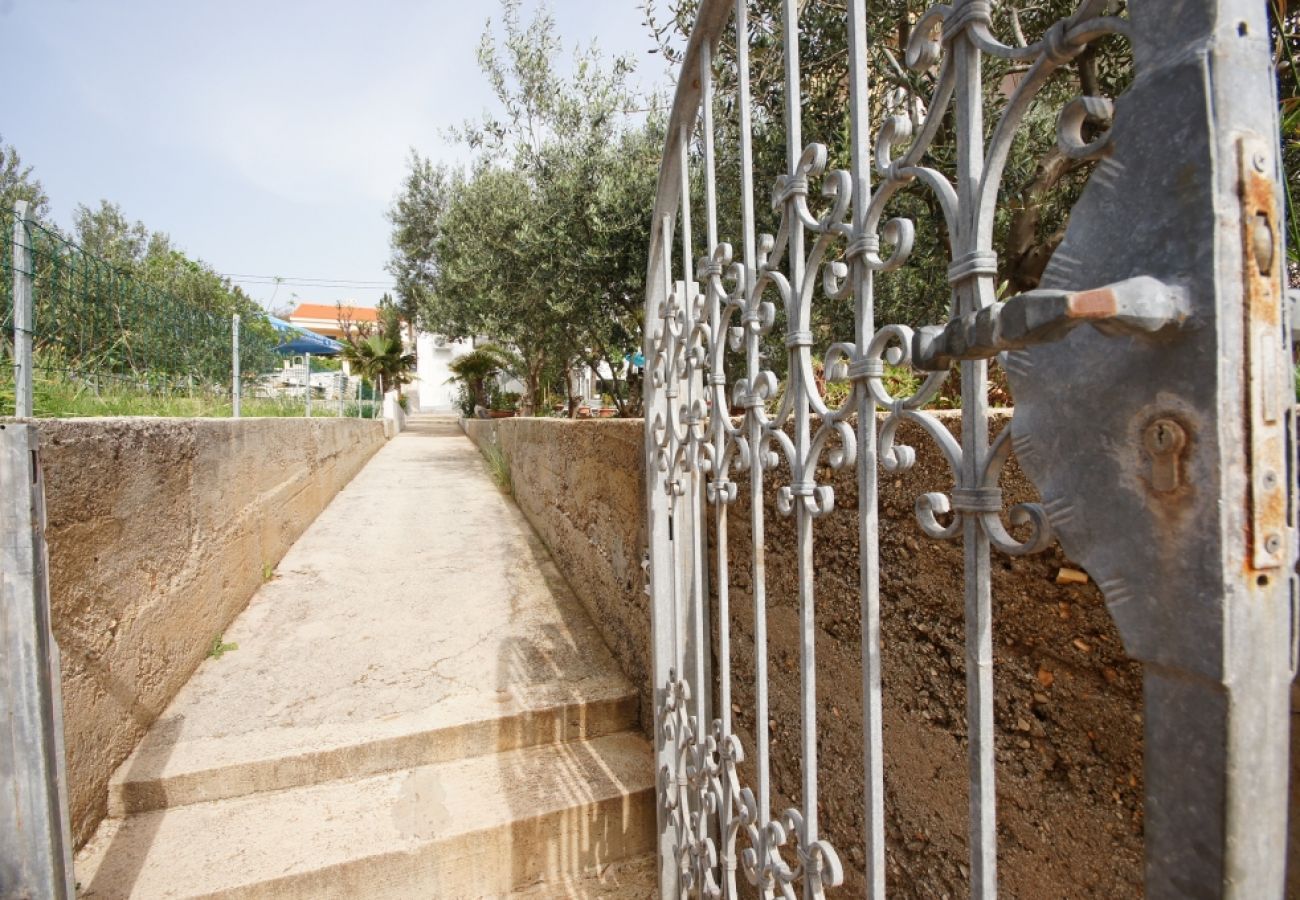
(0, 0), (675, 312)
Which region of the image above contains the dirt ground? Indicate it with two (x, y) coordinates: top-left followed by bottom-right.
(714, 413), (1147, 898)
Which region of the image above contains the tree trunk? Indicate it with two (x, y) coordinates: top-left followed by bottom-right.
(1003, 143), (1088, 294)
(593, 344), (629, 418)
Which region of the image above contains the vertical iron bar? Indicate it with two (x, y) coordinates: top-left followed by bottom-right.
(735, 0), (772, 829)
(648, 210), (681, 899)
(231, 313), (241, 418)
(305, 352), (312, 417)
(702, 47), (719, 257)
(780, 0), (822, 873)
(953, 13), (996, 896)
(701, 39), (736, 895)
(662, 220), (683, 676)
(677, 129), (692, 699)
(13, 201), (32, 418)
(678, 122), (708, 739)
(846, 0), (885, 894)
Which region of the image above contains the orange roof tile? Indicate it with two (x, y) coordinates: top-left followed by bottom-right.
(290, 302), (379, 322)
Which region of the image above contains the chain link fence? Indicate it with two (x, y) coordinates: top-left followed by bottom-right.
(0, 206), (381, 418)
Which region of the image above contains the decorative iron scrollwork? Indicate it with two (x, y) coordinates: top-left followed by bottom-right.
(647, 1), (1144, 897)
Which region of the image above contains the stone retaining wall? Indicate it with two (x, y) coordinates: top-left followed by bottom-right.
(23, 416), (387, 847)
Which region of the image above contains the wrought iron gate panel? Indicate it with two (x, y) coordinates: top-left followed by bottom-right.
(642, 1), (1294, 898)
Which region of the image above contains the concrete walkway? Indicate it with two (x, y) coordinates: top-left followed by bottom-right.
(75, 415), (657, 898)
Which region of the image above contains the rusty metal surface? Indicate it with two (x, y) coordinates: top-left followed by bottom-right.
(1007, 9), (1294, 897)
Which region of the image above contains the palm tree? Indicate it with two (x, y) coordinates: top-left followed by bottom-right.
(341, 335), (416, 399)
(447, 343), (515, 412)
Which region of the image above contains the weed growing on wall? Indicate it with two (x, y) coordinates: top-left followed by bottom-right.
(483, 442), (513, 497)
(207, 635), (238, 659)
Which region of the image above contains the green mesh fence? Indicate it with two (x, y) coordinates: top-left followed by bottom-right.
(0, 208), (308, 416)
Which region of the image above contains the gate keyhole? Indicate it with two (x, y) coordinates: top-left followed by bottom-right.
(1143, 418), (1187, 493)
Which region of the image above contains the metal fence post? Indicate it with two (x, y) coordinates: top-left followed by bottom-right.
(0, 424), (74, 898)
(304, 352), (312, 417)
(231, 313), (241, 418)
(12, 201), (33, 418)
(336, 372), (343, 417)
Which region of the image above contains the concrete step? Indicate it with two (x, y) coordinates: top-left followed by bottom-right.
(509, 853), (658, 898)
(108, 689), (637, 816)
(75, 731), (656, 899)
(98, 416), (642, 821)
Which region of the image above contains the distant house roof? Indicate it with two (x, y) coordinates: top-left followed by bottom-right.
(290, 303), (378, 323)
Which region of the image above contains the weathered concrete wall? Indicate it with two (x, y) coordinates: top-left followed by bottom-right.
(23, 417), (387, 848)
(462, 418), (652, 723)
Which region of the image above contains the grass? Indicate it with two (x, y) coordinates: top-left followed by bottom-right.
(207, 634), (238, 659)
(482, 442), (513, 495)
(0, 370), (383, 419)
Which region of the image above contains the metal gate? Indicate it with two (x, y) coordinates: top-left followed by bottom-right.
(642, 1), (1295, 897)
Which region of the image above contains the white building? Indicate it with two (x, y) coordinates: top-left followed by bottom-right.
(413, 332), (472, 413)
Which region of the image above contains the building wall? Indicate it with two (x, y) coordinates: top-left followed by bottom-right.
(414, 332), (472, 413)
(26, 416), (388, 847)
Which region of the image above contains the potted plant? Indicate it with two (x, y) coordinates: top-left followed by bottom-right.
(489, 390), (520, 419)
(596, 392), (617, 418)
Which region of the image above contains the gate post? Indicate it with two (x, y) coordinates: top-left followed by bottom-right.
(0, 424), (74, 898)
(1006, 4), (1296, 895)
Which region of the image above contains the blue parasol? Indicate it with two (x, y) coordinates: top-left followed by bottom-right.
(267, 316), (344, 356)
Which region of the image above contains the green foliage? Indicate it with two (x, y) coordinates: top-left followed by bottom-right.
(646, 0), (1135, 357)
(491, 388), (521, 411)
(454, 382), (476, 418)
(0, 135), (50, 220)
(389, 0), (659, 416)
(0, 200), (279, 405)
(1272, 0), (1300, 273)
(482, 441), (514, 495)
(0, 139), (285, 416)
(376, 293), (405, 345)
(340, 333), (415, 398)
(387, 155), (453, 328)
(447, 343), (517, 411)
(0, 350), (360, 418)
(207, 635), (239, 659)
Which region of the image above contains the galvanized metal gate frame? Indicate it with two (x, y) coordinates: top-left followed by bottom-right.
(643, 1), (1295, 897)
